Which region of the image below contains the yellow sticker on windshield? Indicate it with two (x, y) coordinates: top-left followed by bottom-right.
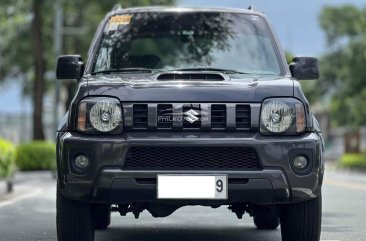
(108, 15), (132, 31)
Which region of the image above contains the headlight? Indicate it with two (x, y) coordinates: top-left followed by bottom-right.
(260, 98), (305, 135)
(77, 97), (123, 133)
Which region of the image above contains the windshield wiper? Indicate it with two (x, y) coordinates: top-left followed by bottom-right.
(91, 68), (156, 75)
(172, 68), (249, 74)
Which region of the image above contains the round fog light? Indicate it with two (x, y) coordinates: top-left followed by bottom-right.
(75, 155), (90, 169)
(293, 156), (308, 170)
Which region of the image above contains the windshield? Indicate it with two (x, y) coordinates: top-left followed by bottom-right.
(92, 11), (283, 75)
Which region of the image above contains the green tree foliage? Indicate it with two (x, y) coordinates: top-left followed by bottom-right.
(15, 141), (56, 170)
(319, 5), (366, 126)
(340, 153), (366, 170)
(0, 0), (176, 139)
(0, 139), (16, 178)
(0, 0), (52, 139)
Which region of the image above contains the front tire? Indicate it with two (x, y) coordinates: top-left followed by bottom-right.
(280, 194), (322, 241)
(56, 187), (95, 241)
(253, 206), (280, 230)
(94, 204), (111, 229)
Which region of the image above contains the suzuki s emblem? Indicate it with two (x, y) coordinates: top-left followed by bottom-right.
(184, 109), (200, 123)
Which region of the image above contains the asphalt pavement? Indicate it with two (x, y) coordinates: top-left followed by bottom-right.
(0, 166), (365, 241)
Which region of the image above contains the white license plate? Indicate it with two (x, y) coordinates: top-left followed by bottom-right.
(157, 175), (227, 200)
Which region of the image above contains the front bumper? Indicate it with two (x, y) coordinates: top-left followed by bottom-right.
(57, 132), (324, 205)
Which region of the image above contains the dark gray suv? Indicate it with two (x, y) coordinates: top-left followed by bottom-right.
(56, 6), (324, 241)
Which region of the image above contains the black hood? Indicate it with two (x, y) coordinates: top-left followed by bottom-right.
(85, 74), (294, 102)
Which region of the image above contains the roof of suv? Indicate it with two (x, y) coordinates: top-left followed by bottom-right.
(110, 6), (264, 16)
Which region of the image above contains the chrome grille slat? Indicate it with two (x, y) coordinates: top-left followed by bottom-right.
(226, 104), (236, 130)
(172, 104), (183, 130)
(157, 104), (173, 129)
(148, 104), (158, 129)
(201, 104), (211, 130)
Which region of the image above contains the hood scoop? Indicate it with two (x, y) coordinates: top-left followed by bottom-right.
(156, 72), (225, 81)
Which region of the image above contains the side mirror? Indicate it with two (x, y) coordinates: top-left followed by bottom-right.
(289, 57), (319, 80)
(56, 55), (84, 80)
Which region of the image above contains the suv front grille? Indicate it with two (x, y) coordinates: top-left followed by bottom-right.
(236, 105), (251, 129)
(126, 103), (254, 131)
(133, 104), (148, 129)
(211, 104), (226, 129)
(124, 146), (261, 170)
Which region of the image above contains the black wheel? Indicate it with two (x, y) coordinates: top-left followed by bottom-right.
(253, 206), (280, 230)
(280, 194), (322, 241)
(94, 204), (111, 229)
(56, 187), (95, 241)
